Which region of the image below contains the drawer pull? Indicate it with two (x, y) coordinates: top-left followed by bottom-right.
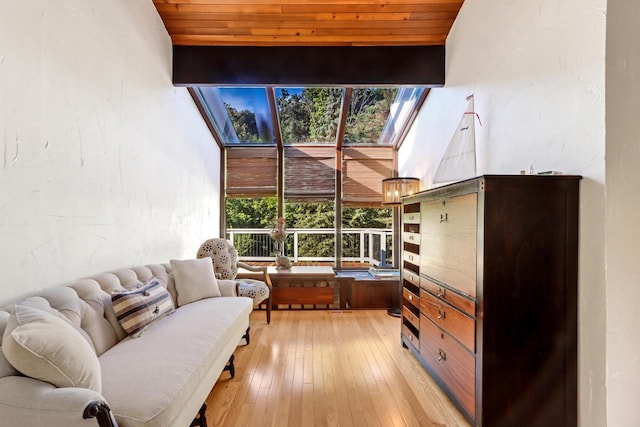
(438, 349), (447, 362)
(437, 287), (446, 298)
(440, 213), (448, 223)
(409, 334), (413, 341)
(437, 309), (446, 320)
(408, 254), (414, 261)
(408, 294), (413, 301)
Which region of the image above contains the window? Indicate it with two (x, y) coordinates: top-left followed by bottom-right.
(276, 87), (343, 144)
(196, 85), (426, 148)
(342, 207), (393, 265)
(194, 85), (427, 264)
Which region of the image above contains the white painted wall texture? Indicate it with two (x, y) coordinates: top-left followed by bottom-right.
(606, 1), (640, 425)
(399, 0), (607, 425)
(0, 0), (221, 304)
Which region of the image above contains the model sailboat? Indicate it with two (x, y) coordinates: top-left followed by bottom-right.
(433, 96), (480, 184)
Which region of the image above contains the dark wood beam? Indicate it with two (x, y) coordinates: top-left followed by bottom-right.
(173, 46), (445, 86)
(188, 88), (224, 151)
(266, 87), (285, 218)
(188, 87), (227, 237)
(335, 87), (352, 150)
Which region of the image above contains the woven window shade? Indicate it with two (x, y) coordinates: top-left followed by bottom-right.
(226, 147), (278, 198)
(342, 147), (394, 207)
(284, 147), (336, 202)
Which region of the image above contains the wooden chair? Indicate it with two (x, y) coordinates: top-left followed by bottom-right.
(197, 238), (272, 324)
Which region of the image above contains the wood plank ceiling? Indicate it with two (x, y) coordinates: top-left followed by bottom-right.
(152, 0), (465, 46)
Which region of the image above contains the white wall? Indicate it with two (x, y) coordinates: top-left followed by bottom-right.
(399, 0), (607, 425)
(605, 1), (640, 425)
(0, 0), (220, 303)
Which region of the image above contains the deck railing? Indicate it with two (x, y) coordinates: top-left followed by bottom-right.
(226, 228), (393, 266)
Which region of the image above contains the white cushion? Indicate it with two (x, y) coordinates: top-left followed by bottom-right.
(170, 258), (222, 307)
(1, 304), (101, 392)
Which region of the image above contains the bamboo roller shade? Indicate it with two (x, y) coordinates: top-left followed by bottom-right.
(342, 147), (393, 206)
(226, 147), (278, 197)
(284, 147), (336, 202)
(226, 146), (393, 205)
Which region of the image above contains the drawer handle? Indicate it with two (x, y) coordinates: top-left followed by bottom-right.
(437, 309), (446, 320)
(409, 334), (413, 341)
(409, 235), (414, 241)
(408, 294), (413, 301)
(440, 213), (448, 223)
(438, 349), (447, 362)
(408, 255), (414, 261)
(437, 287), (446, 298)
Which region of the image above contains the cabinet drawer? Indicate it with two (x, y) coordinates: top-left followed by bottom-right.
(403, 251), (420, 266)
(403, 269), (420, 288)
(420, 290), (475, 352)
(402, 306), (420, 330)
(402, 287), (420, 310)
(421, 277), (476, 317)
(420, 193), (478, 297)
(403, 231), (420, 245)
(420, 315), (475, 418)
(402, 324), (419, 349)
(403, 212), (420, 224)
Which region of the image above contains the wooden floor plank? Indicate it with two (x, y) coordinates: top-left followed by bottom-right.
(206, 309), (469, 427)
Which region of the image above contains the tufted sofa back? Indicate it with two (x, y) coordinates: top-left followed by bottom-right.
(0, 264), (176, 379)
(197, 238), (239, 280)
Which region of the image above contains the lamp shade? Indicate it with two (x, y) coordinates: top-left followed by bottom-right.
(382, 177), (420, 205)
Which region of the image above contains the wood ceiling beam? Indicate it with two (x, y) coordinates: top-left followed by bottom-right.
(153, 0), (463, 5)
(163, 19), (455, 29)
(173, 46), (445, 86)
(170, 36), (446, 46)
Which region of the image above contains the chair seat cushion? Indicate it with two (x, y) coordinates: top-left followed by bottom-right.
(237, 280), (269, 306)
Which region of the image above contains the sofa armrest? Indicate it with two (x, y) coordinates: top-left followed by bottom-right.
(0, 376), (117, 427)
(217, 279), (238, 297)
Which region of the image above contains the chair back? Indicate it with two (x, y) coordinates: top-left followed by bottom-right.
(197, 238), (239, 280)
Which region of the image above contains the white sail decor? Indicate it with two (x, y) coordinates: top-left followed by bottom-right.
(433, 97), (479, 184)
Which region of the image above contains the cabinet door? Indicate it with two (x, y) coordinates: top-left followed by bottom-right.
(420, 193), (478, 297)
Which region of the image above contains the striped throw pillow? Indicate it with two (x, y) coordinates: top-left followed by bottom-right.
(112, 279), (175, 337)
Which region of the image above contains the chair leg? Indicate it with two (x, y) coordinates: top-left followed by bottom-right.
(242, 327), (250, 346)
(223, 354), (235, 379)
(266, 294), (272, 324)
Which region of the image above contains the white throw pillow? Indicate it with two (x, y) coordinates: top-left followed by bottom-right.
(170, 258), (222, 306)
(1, 304), (101, 392)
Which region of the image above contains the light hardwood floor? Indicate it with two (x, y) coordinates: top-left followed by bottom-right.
(205, 309), (470, 427)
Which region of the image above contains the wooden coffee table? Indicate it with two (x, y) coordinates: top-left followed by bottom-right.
(237, 266), (343, 309)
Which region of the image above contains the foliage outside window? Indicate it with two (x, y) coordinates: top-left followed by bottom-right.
(342, 207), (393, 262)
(276, 88), (343, 144)
(285, 202), (335, 258)
(344, 88), (398, 144)
(225, 198), (277, 257)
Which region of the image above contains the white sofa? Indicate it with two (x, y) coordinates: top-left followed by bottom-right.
(0, 263), (253, 427)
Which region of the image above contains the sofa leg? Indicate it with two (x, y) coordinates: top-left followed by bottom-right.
(83, 400), (117, 427)
(189, 403), (207, 427)
(242, 326), (250, 345)
(224, 354), (235, 379)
